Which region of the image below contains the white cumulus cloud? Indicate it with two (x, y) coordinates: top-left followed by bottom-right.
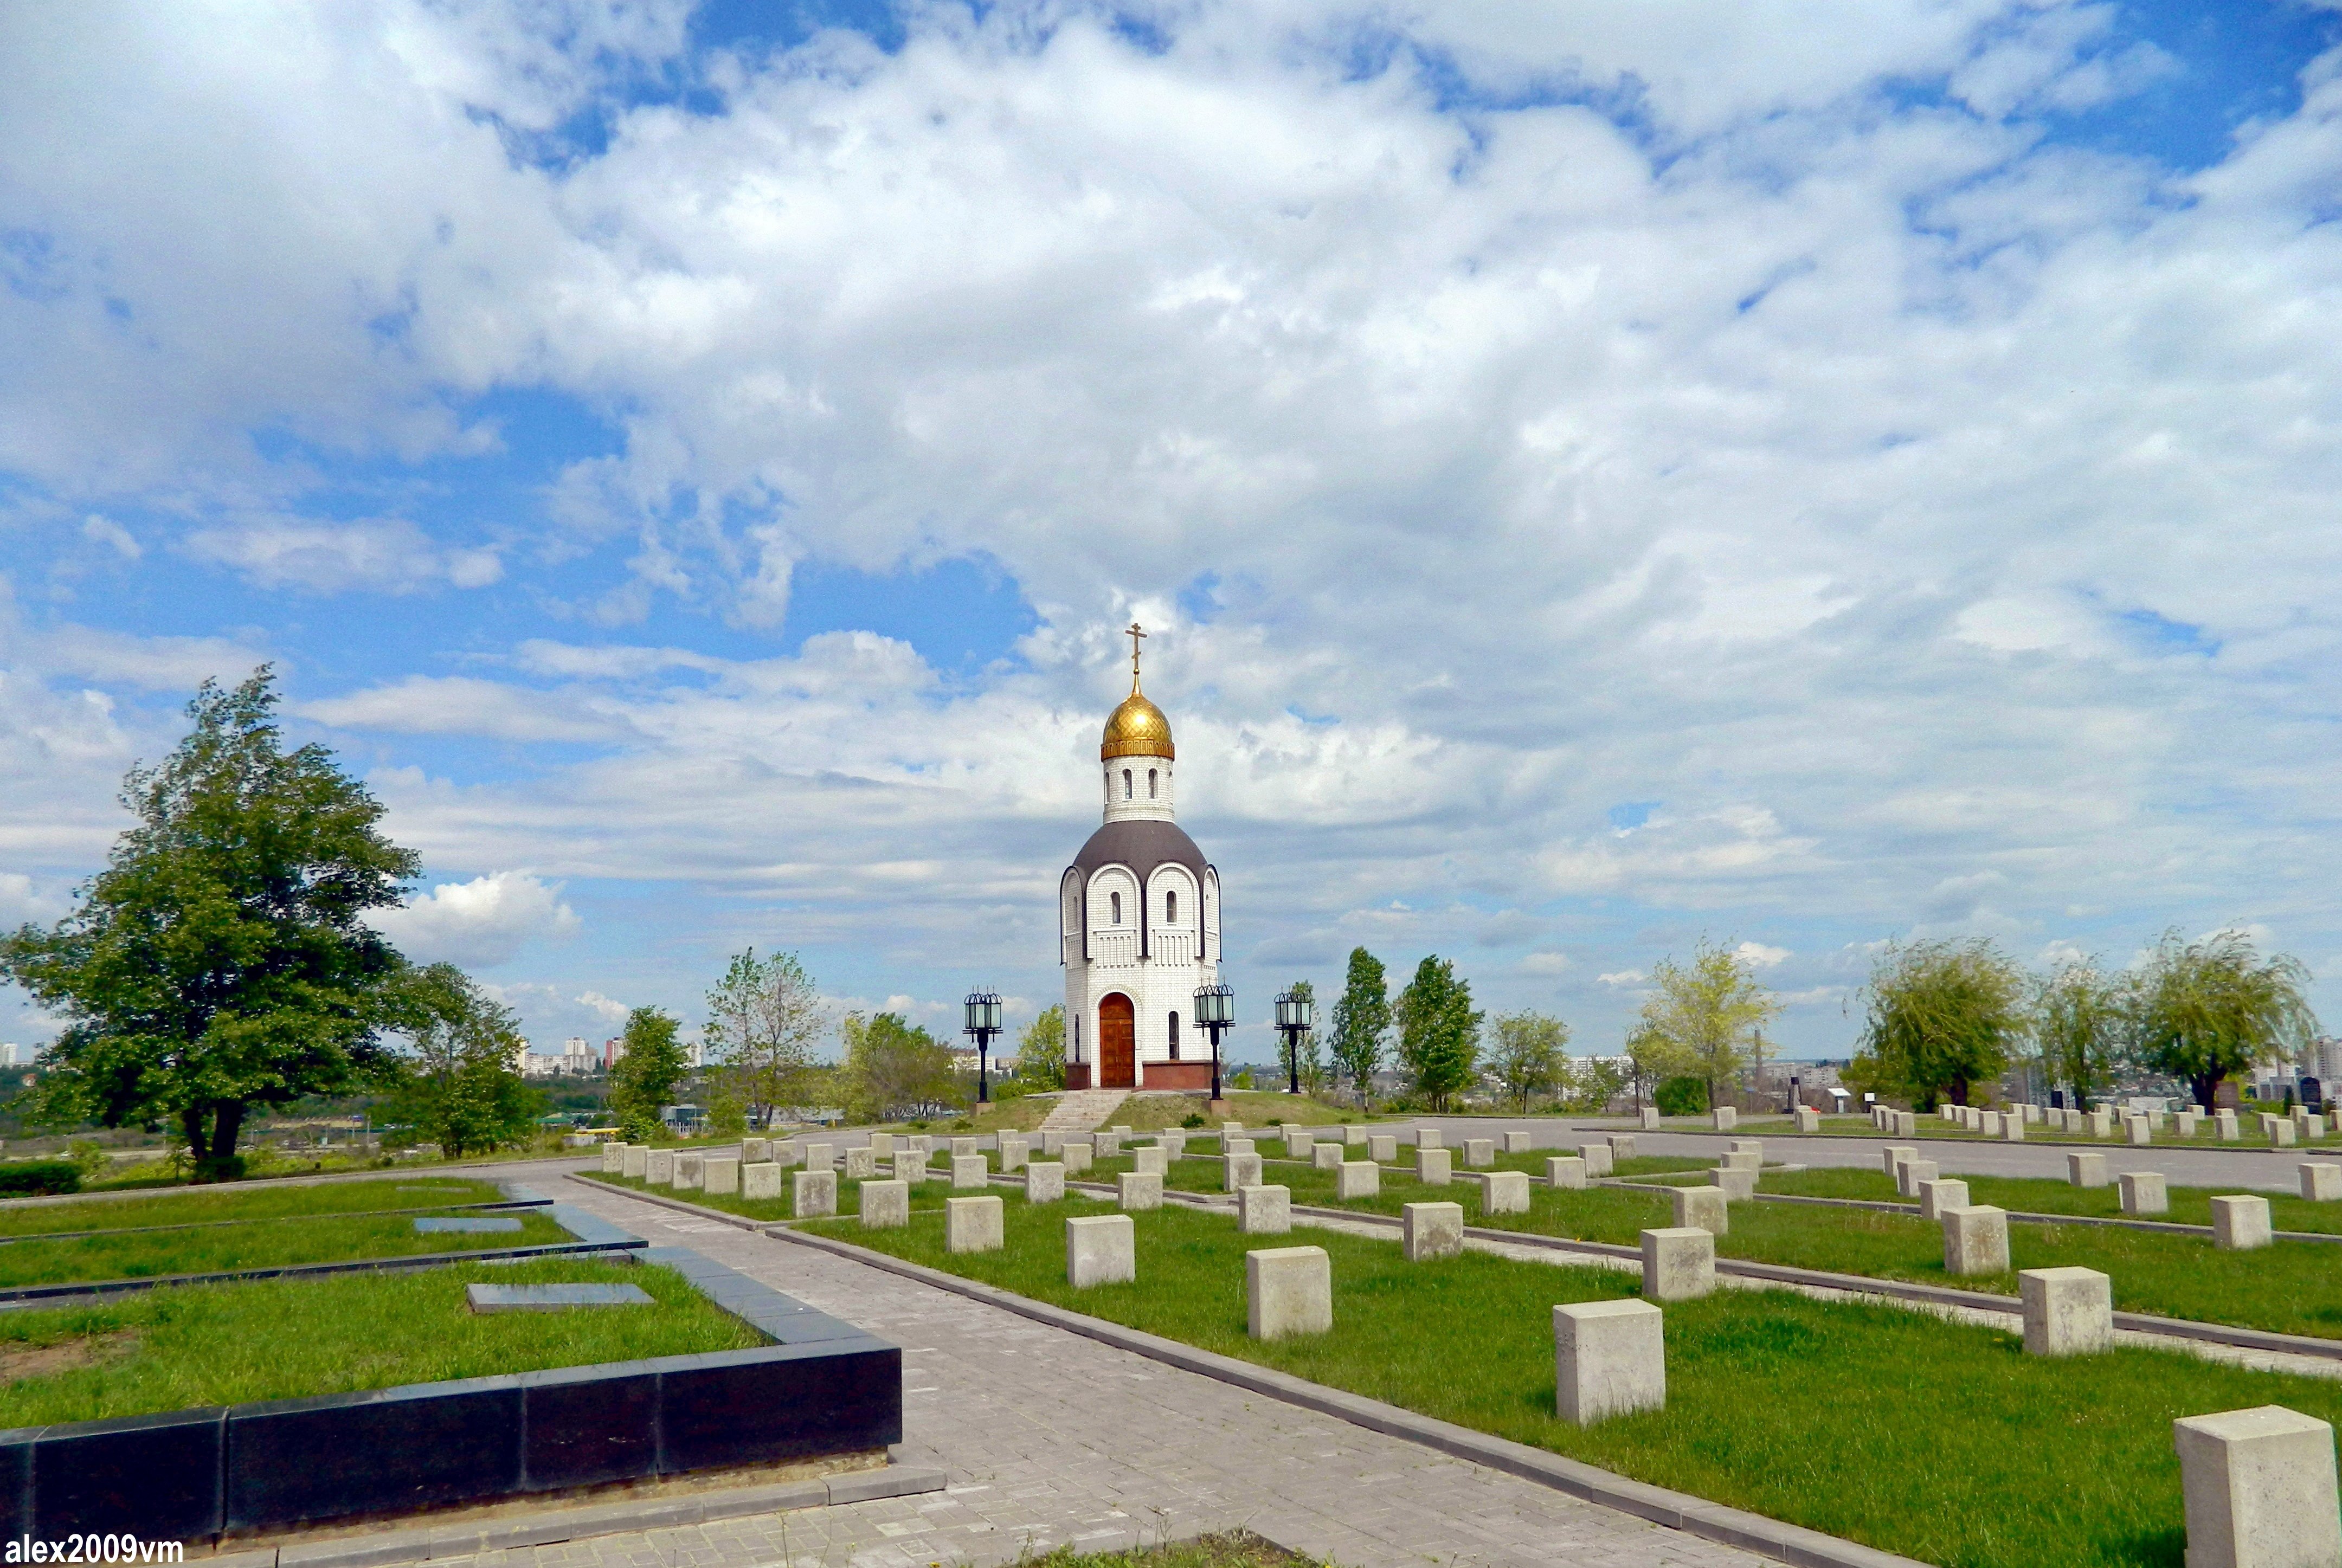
(374, 872), (582, 968)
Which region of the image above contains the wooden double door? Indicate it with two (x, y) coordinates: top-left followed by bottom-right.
(1098, 993), (1136, 1089)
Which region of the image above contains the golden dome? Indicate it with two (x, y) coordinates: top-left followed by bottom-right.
(1102, 687), (1173, 760)
(1102, 620), (1174, 759)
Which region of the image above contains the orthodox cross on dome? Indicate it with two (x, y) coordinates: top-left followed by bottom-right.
(1126, 621), (1147, 692)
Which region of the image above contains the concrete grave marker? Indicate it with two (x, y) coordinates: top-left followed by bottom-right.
(622, 1146), (649, 1179)
(1000, 1136), (1030, 1173)
(1335, 1160), (1380, 1199)
(1368, 1135), (1399, 1163)
(704, 1156), (740, 1196)
(742, 1161), (782, 1201)
(1118, 1172), (1162, 1210)
(1223, 1152), (1264, 1191)
(2068, 1152), (2109, 1188)
(1478, 1170), (1530, 1215)
(1066, 1214), (1135, 1287)
(843, 1147), (876, 1180)
(1026, 1162), (1066, 1203)
(2119, 1171), (2169, 1217)
(645, 1150), (675, 1185)
(1941, 1205), (2010, 1275)
(803, 1143), (835, 1173)
(1673, 1185), (1728, 1235)
(894, 1151), (928, 1185)
(1641, 1227), (1715, 1302)
(1247, 1246), (1332, 1340)
(601, 1142), (627, 1173)
(1712, 1106), (1738, 1131)
(952, 1154), (989, 1190)
(1503, 1130), (1533, 1154)
(1062, 1143), (1095, 1175)
(1897, 1159), (1938, 1198)
(415, 1217), (522, 1234)
(2212, 1195), (2273, 1251)
(2173, 1405), (2341, 1568)
(1402, 1201), (1463, 1261)
(674, 1153), (705, 1191)
(1554, 1300), (1665, 1425)
(1608, 1134), (1638, 1160)
(1134, 1145), (1168, 1176)
(1640, 1106), (1661, 1130)
(1919, 1178), (1968, 1220)
(2021, 1267), (2112, 1357)
(1415, 1127), (1443, 1151)
(860, 1178), (910, 1229)
(1312, 1143), (1343, 1171)
(1239, 1184), (1292, 1235)
(2300, 1162), (2342, 1203)
(947, 1195), (1004, 1253)
(794, 1169), (837, 1218)
(1547, 1156), (1587, 1190)
(1464, 1138), (1496, 1168)
(1579, 1143), (1614, 1177)
(742, 1138), (771, 1164)
(1416, 1148), (1452, 1185)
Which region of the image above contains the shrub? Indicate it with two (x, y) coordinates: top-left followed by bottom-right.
(1655, 1076), (1709, 1116)
(1180, 1113), (1206, 1129)
(0, 1162), (82, 1197)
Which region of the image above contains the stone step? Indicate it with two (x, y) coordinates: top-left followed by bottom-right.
(1039, 1089), (1131, 1131)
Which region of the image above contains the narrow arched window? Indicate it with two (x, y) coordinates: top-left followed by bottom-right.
(1122, 769), (1133, 799)
(1148, 769), (1157, 798)
(1110, 891), (1122, 924)
(1166, 891), (1178, 923)
(1168, 1011), (1181, 1059)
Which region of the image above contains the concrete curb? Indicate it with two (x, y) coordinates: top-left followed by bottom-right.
(766, 1226), (1926, 1568)
(1607, 1182), (2342, 1247)
(208, 1464), (948, 1568)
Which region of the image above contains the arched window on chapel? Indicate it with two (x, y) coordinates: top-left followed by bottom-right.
(1166, 891), (1178, 923)
(1110, 891), (1122, 924)
(1122, 769), (1133, 799)
(1168, 1011), (1181, 1059)
(1148, 769), (1157, 798)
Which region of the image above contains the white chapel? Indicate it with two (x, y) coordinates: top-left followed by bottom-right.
(1058, 626), (1221, 1091)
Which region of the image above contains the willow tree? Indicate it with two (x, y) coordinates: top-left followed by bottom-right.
(1855, 938), (2028, 1109)
(2035, 957), (2123, 1111)
(1, 670), (416, 1179)
(2126, 930), (2315, 1111)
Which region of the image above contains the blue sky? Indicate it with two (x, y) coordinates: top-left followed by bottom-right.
(6, 0), (2342, 1064)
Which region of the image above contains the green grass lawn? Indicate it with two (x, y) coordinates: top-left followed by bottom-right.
(0, 1257), (762, 1426)
(582, 1167), (979, 1221)
(1698, 1113), (2342, 1152)
(1088, 1153), (2342, 1340)
(0, 1176), (510, 1239)
(0, 1207), (579, 1288)
(1757, 1166), (2342, 1236)
(808, 1193), (2342, 1568)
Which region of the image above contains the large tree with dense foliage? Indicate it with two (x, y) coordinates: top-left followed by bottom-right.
(384, 963), (541, 1158)
(1, 670), (418, 1179)
(840, 1012), (963, 1121)
(607, 1006), (690, 1140)
(1327, 948), (1390, 1106)
(1636, 941), (1781, 1111)
(1015, 1004), (1065, 1090)
(1489, 1010), (1570, 1111)
(1853, 939), (2028, 1109)
(2035, 957), (2124, 1111)
(1395, 955), (1481, 1112)
(2126, 930), (2316, 1111)
(703, 947), (826, 1128)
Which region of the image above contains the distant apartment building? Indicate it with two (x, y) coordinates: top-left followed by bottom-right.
(603, 1038), (626, 1069)
(0, 1042), (29, 1067)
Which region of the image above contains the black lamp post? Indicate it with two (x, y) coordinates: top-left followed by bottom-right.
(1275, 990), (1315, 1095)
(963, 990), (1003, 1105)
(1195, 982), (1235, 1102)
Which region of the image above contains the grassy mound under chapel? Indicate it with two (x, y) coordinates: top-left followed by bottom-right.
(808, 1193), (2342, 1568)
(1087, 1150), (2342, 1340)
(0, 1257), (764, 1427)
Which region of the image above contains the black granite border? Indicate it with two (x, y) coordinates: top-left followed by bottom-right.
(0, 1248), (900, 1543)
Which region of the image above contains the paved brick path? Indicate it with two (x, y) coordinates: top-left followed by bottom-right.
(443, 1164), (1775, 1568)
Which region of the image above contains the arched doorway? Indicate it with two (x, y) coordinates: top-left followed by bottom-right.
(1098, 993), (1136, 1089)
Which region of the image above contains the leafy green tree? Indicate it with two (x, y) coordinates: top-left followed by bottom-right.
(702, 947), (826, 1128)
(1015, 1004), (1066, 1090)
(1489, 1010), (1570, 1110)
(1327, 948), (1390, 1107)
(1854, 938), (2028, 1109)
(1395, 956), (1481, 1112)
(384, 964), (541, 1159)
(607, 1006), (689, 1140)
(2035, 957), (2124, 1111)
(840, 1012), (963, 1121)
(1, 670), (418, 1179)
(2126, 930), (2316, 1111)
(1636, 941), (1780, 1111)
